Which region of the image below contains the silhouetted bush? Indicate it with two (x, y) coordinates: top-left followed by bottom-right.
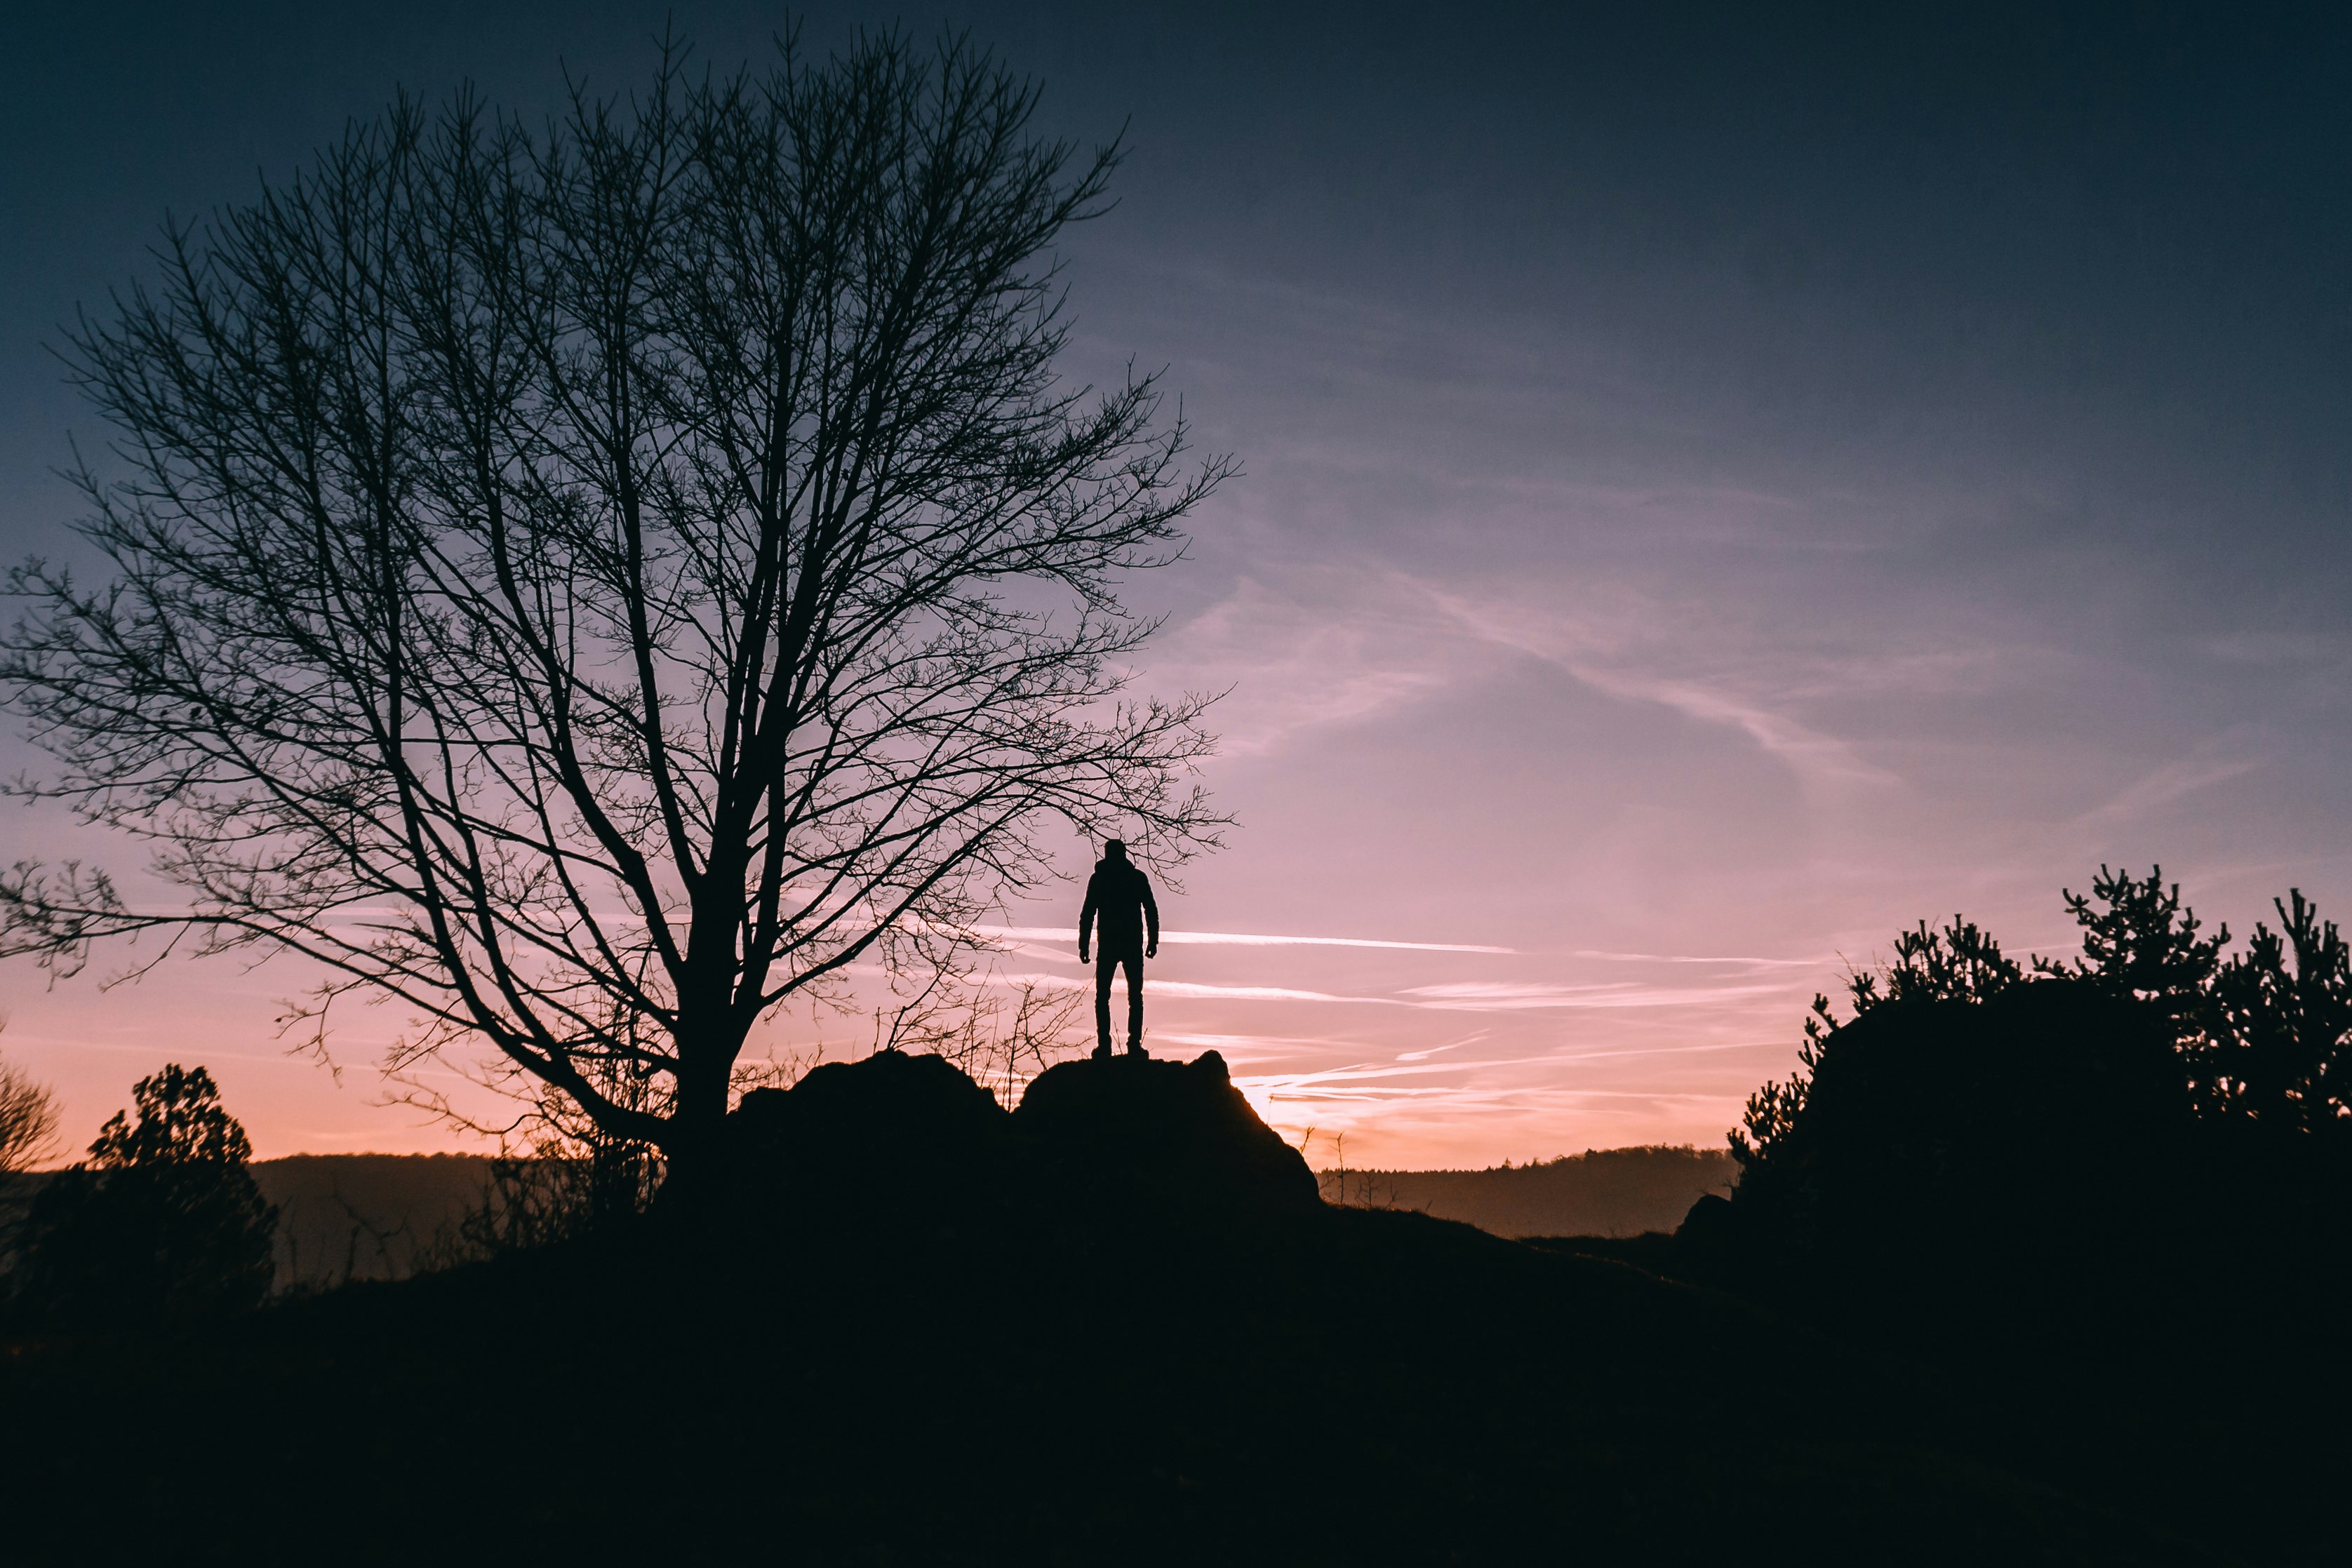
(403, 1047), (673, 1268)
(2038, 866), (2352, 1133)
(9, 1064), (276, 1326)
(1730, 915), (2026, 1179)
(446, 1142), (662, 1261)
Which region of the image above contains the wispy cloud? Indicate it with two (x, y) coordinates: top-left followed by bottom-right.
(1399, 980), (1798, 1011)
(2204, 631), (2337, 666)
(1238, 1036), (1788, 1095)
(1396, 1037), (1480, 1062)
(980, 925), (1512, 953)
(2074, 756), (2259, 829)
(1150, 564), (1996, 793)
(991, 972), (1400, 1005)
(1571, 949), (1829, 967)
(1427, 584), (1901, 788)
(1152, 981), (1394, 1004)
(991, 970), (1797, 1014)
(1144, 574), (1462, 754)
(1150, 1031), (1369, 1052)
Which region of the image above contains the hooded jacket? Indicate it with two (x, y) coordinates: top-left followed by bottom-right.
(1079, 856), (1160, 958)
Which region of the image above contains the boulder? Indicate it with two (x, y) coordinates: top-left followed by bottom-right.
(1014, 1050), (1321, 1217)
(716, 1047), (1321, 1225)
(726, 1050), (1011, 1214)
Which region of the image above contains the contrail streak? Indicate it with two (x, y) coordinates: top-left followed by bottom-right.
(979, 925), (1514, 953)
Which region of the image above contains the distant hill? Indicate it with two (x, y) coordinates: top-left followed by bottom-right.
(244, 1144), (1737, 1289)
(251, 1154), (493, 1289)
(1319, 1145), (1737, 1237)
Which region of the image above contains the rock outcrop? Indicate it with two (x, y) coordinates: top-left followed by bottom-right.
(1014, 1050), (1321, 1217)
(727, 1049), (1013, 1214)
(719, 1047), (1321, 1221)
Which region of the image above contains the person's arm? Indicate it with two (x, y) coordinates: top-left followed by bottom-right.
(1078, 875), (1099, 961)
(1142, 871), (1160, 959)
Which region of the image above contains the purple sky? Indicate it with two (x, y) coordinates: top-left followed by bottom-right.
(4, 2), (2349, 1167)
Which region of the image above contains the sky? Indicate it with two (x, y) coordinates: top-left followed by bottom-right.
(3, 1), (2350, 1168)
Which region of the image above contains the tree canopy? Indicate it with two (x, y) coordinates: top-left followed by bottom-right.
(9, 1064), (277, 1323)
(0, 32), (1229, 1177)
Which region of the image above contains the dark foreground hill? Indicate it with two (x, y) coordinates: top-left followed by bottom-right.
(0, 1050), (2211, 1566)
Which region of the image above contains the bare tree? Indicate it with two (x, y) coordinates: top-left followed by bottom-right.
(0, 31), (1229, 1189)
(0, 1026), (60, 1177)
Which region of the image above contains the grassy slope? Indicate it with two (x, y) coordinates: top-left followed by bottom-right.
(0, 1201), (2206, 1567)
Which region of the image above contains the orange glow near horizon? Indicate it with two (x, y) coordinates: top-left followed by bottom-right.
(1, 905), (1819, 1171)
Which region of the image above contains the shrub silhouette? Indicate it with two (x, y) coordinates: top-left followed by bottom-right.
(1731, 914), (2028, 1178)
(2040, 864), (2231, 1012)
(2044, 867), (2352, 1131)
(11, 1064), (276, 1325)
(441, 1061), (667, 1261)
(2198, 890), (2352, 1132)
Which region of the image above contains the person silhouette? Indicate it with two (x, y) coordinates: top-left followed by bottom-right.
(1078, 839), (1160, 1059)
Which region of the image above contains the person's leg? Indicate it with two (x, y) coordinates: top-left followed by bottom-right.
(1094, 951), (1116, 1057)
(1123, 951), (1146, 1054)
